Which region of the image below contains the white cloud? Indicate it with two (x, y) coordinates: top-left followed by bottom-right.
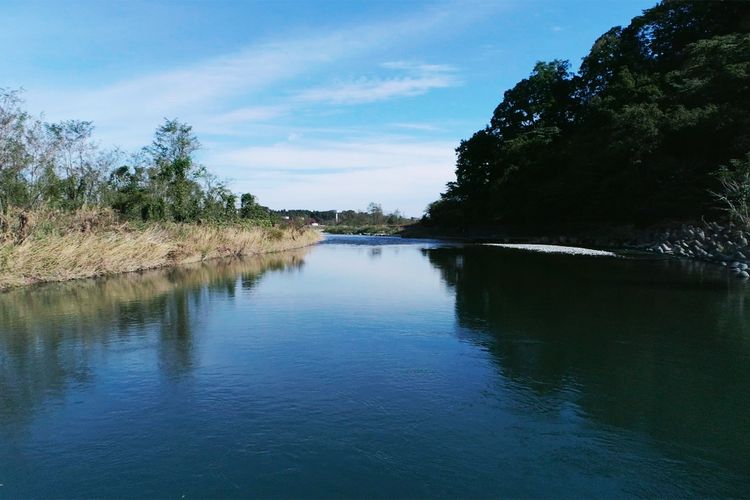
(15, 1), (505, 211)
(211, 138), (453, 171)
(205, 138), (457, 216)
(293, 62), (460, 105)
(208, 105), (289, 125)
(23, 3), (482, 146)
(380, 61), (455, 72)
(25, 36), (349, 147)
(389, 122), (443, 132)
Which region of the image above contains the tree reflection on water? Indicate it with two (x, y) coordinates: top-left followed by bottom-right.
(0, 250), (307, 431)
(423, 245), (750, 476)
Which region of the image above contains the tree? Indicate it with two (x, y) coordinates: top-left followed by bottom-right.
(146, 119), (202, 222)
(367, 202), (384, 224)
(240, 193), (268, 220)
(490, 60), (576, 139)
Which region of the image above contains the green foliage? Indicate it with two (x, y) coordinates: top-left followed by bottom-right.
(426, 1), (750, 229)
(272, 203), (412, 227)
(239, 193), (268, 219)
(0, 94), (275, 227)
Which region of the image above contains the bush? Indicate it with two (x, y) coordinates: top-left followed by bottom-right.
(712, 153), (750, 226)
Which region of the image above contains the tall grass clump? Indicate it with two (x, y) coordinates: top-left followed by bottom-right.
(0, 208), (321, 290)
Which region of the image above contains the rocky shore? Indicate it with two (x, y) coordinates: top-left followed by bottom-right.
(634, 221), (750, 278)
(404, 220), (750, 279)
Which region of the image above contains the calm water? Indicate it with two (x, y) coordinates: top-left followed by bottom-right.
(1, 235), (750, 498)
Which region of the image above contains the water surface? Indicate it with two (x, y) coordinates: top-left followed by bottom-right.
(1, 235), (749, 497)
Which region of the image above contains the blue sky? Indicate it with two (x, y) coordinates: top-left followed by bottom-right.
(2, 0), (654, 215)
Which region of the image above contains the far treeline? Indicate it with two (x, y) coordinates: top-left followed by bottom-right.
(425, 1), (750, 231)
(274, 204), (414, 226)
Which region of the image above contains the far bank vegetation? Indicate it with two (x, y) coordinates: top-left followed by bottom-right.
(0, 90), (320, 289)
(275, 203), (416, 235)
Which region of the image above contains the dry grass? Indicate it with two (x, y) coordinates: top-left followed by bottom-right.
(0, 208), (322, 290)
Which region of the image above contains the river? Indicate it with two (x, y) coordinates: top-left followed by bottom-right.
(1, 235), (749, 497)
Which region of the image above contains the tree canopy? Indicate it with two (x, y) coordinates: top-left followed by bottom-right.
(426, 1), (750, 230)
(0, 93), (272, 225)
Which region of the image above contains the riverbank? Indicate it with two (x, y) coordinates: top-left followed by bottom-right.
(0, 208), (322, 290)
(633, 221), (750, 278)
(402, 220), (750, 278)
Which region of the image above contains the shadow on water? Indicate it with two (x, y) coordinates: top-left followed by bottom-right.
(424, 246), (750, 485)
(0, 250), (308, 432)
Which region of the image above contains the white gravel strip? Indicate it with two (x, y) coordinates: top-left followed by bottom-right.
(485, 243), (616, 256)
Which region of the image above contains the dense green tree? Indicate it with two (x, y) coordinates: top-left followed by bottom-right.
(146, 119), (203, 222)
(426, 0), (750, 230)
(240, 193), (269, 220)
(367, 202), (384, 224)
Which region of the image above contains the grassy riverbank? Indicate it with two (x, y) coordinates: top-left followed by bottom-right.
(0, 208), (321, 290)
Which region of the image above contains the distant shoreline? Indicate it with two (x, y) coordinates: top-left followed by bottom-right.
(322, 224), (404, 236)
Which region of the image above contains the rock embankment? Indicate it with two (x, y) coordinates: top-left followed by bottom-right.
(638, 222), (750, 278)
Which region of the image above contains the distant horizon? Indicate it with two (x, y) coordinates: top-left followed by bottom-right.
(2, 0), (654, 216)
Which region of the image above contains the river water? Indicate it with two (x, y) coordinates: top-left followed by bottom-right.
(1, 235), (749, 497)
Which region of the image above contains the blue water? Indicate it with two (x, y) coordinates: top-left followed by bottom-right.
(1, 235), (749, 497)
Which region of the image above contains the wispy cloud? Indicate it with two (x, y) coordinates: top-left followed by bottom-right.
(389, 122), (444, 132)
(24, 3), (485, 147)
(380, 61), (454, 72)
(26, 36), (351, 146)
(206, 137), (456, 215)
(208, 105), (289, 125)
(212, 138), (454, 172)
(17, 1), (500, 211)
(293, 62), (460, 105)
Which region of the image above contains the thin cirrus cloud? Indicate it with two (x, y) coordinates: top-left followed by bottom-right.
(208, 105), (290, 126)
(18, 1), (504, 213)
(26, 35), (355, 146)
(24, 3), (489, 143)
(206, 138), (457, 214)
(207, 62), (460, 128)
(212, 138), (455, 173)
(293, 62), (461, 106)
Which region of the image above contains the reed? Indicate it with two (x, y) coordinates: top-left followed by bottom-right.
(0, 208), (321, 290)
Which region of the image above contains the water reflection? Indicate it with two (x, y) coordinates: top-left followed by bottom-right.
(424, 246), (750, 481)
(0, 250), (307, 432)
